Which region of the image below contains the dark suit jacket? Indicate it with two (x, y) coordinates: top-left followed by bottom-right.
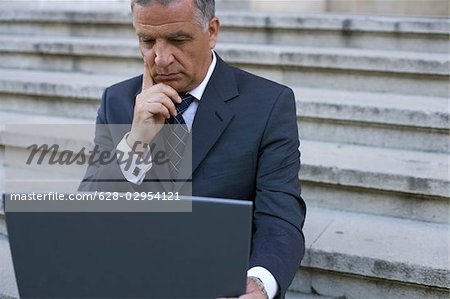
(80, 55), (306, 298)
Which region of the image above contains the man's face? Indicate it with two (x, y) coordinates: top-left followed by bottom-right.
(132, 0), (219, 93)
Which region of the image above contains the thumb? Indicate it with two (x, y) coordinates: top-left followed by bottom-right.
(142, 61), (153, 90)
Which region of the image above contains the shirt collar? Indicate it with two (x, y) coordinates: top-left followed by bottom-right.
(187, 50), (217, 101)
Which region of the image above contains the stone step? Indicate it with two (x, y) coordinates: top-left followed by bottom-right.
(0, 69), (448, 153)
(295, 87), (449, 130)
(0, 6), (448, 53)
(295, 87), (449, 153)
(0, 110), (448, 224)
(0, 35), (448, 96)
(219, 13), (450, 53)
(0, 69), (126, 120)
(285, 292), (333, 299)
(293, 206), (450, 298)
(0, 207), (448, 298)
(292, 268), (450, 299)
(0, 234), (18, 298)
(300, 140), (450, 224)
(0, 111), (93, 182)
(0, 154), (5, 235)
(0, 291), (332, 299)
(301, 140), (449, 198)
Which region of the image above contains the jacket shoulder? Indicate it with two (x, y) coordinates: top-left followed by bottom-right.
(227, 66), (294, 109)
(105, 75), (143, 96)
(231, 66), (291, 96)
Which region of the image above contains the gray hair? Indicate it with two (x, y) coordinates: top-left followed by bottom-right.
(131, 0), (215, 30)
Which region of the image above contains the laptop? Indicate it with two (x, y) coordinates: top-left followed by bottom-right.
(4, 195), (253, 298)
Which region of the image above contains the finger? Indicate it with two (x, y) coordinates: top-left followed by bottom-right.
(141, 94), (177, 117)
(142, 62), (153, 90)
(153, 83), (182, 104)
(144, 102), (171, 119)
(158, 95), (178, 117)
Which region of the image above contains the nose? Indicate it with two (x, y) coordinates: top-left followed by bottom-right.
(154, 41), (175, 68)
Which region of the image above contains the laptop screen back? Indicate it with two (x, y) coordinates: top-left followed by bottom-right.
(5, 196), (253, 298)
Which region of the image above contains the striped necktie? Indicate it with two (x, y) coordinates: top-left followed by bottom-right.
(164, 93), (195, 179)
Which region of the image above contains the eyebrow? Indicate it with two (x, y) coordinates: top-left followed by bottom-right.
(137, 33), (154, 39)
(137, 31), (193, 40)
(166, 31), (193, 39)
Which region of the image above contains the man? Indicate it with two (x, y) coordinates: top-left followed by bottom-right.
(80, 0), (306, 298)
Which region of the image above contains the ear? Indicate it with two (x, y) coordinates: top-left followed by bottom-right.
(208, 17), (220, 49)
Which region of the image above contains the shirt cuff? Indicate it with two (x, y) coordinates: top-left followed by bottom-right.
(247, 266), (278, 299)
(116, 132), (152, 185)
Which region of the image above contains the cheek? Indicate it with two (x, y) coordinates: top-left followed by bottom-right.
(140, 46), (153, 58)
(172, 48), (194, 69)
(140, 46), (156, 66)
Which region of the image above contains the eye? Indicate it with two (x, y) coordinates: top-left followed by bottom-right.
(170, 37), (190, 44)
(140, 37), (155, 44)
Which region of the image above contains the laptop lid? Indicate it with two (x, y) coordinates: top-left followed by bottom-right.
(4, 195), (253, 298)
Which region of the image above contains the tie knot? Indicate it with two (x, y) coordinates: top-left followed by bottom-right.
(176, 93), (195, 115)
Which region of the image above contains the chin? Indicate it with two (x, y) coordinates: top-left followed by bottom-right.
(169, 82), (190, 93)
(166, 82), (182, 92)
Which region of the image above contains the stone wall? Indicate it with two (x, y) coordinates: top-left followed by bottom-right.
(326, 0), (449, 17)
(5, 0), (448, 16)
(236, 0), (450, 17)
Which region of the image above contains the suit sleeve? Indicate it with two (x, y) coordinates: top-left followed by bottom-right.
(78, 88), (135, 192)
(249, 87), (306, 298)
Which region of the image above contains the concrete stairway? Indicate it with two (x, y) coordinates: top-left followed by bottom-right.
(0, 2), (449, 298)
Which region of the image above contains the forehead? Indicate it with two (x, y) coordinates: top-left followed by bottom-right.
(132, 1), (198, 32)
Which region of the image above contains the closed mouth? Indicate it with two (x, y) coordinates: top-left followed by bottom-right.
(156, 73), (180, 80)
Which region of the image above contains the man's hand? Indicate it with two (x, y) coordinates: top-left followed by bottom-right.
(217, 277), (269, 299)
(127, 62), (182, 153)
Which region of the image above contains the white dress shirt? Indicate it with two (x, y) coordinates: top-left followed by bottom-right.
(116, 50), (278, 298)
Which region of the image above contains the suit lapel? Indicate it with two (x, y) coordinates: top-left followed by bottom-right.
(190, 56), (239, 175)
(173, 56), (239, 192)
